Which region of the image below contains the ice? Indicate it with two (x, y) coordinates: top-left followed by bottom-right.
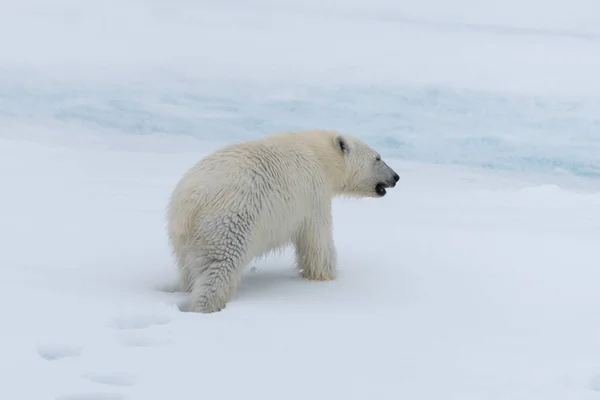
(1, 0), (600, 399)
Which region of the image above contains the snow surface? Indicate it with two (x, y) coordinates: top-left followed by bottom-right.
(1, 0), (600, 399)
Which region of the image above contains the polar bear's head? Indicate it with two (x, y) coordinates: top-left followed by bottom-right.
(334, 134), (400, 198)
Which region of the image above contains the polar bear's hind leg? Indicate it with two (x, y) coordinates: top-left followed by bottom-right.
(188, 256), (245, 313)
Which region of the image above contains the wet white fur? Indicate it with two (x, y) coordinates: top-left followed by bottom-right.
(166, 129), (398, 313)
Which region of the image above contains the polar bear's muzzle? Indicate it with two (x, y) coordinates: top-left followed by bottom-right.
(375, 170), (400, 197)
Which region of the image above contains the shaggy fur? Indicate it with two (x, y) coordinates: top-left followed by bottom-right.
(166, 130), (399, 313)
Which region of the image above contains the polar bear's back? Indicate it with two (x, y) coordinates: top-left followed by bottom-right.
(183, 138), (328, 207)
(168, 133), (334, 258)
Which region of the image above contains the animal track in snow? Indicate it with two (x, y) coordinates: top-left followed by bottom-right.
(55, 393), (124, 400)
(175, 298), (190, 312)
(37, 344), (82, 361)
(107, 313), (173, 350)
(83, 373), (136, 387)
(106, 314), (171, 330)
(154, 280), (185, 293)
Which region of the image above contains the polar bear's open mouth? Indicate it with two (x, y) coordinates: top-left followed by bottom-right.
(375, 183), (388, 196)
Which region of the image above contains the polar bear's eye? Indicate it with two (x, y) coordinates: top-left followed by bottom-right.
(375, 155), (381, 162)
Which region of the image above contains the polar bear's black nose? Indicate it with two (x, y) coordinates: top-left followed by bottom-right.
(393, 173), (400, 182)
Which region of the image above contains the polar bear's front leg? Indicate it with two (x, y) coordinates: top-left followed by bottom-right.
(294, 208), (337, 281)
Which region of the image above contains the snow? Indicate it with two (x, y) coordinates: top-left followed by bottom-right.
(1, 0), (600, 399)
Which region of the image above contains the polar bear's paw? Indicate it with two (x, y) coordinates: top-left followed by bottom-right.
(189, 295), (227, 314)
(300, 268), (336, 282)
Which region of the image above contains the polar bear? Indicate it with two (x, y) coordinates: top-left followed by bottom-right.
(167, 129), (399, 313)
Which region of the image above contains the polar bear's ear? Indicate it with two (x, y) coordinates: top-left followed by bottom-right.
(334, 135), (349, 154)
